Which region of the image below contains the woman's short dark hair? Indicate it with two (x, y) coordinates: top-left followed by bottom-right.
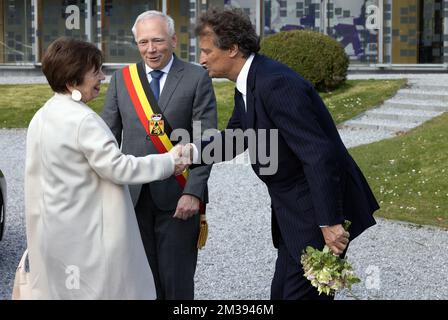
(195, 8), (260, 58)
(42, 37), (103, 93)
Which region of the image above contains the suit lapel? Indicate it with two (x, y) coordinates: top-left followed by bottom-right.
(245, 54), (259, 129)
(246, 88), (256, 129)
(158, 55), (184, 112)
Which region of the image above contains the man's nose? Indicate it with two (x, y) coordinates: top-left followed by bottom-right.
(199, 54), (206, 66)
(146, 42), (156, 52)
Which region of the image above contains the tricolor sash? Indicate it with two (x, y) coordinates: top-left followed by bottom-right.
(122, 62), (188, 186)
(122, 63), (208, 249)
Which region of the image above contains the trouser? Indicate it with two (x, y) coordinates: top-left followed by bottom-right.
(271, 235), (348, 300)
(135, 183), (199, 300)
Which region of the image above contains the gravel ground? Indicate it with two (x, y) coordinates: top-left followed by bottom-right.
(337, 127), (395, 149)
(1, 72), (446, 85)
(1, 127), (447, 300)
(1, 73), (447, 300)
(0, 76), (48, 85)
(0, 75), (112, 85)
(0, 129), (27, 300)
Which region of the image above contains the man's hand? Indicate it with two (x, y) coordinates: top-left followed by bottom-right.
(169, 144), (192, 176)
(173, 195), (200, 220)
(320, 224), (350, 255)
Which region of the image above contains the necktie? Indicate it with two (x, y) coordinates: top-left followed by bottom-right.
(234, 88), (246, 112)
(234, 88), (247, 128)
(150, 70), (164, 102)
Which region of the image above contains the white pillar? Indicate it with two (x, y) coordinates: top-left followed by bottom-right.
(255, 0), (261, 35)
(96, 0), (102, 49)
(378, 0), (384, 64)
(32, 0), (38, 63)
(321, 0), (328, 35)
(85, 0), (92, 42)
(444, 0), (448, 65)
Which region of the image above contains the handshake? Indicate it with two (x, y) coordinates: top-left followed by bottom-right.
(169, 143), (195, 176)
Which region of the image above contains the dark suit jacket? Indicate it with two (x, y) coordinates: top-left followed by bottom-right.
(198, 54), (378, 263)
(102, 56), (217, 210)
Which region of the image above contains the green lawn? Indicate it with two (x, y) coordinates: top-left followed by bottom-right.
(214, 79), (407, 129)
(0, 84), (53, 128)
(320, 79), (407, 124)
(0, 84), (107, 128)
(213, 81), (235, 130)
(350, 112), (448, 229)
(0, 79), (406, 129)
(1, 78), (445, 229)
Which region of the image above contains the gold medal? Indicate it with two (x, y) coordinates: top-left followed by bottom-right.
(149, 114), (164, 136)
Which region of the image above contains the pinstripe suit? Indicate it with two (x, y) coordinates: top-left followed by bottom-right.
(199, 54), (378, 299)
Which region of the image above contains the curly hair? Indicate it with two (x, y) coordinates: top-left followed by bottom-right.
(195, 7), (260, 58)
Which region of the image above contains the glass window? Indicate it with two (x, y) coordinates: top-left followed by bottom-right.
(39, 0), (87, 61)
(197, 1), (259, 62)
(101, 0), (157, 63)
(207, 0), (225, 10)
(168, 0), (192, 61)
(263, 0), (387, 65)
(392, 0), (444, 64)
(390, 1), (417, 63)
(326, 0), (381, 65)
(1, 0), (33, 64)
(225, 0), (258, 27)
(264, 0), (321, 35)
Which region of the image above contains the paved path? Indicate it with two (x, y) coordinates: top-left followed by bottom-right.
(339, 74), (448, 148)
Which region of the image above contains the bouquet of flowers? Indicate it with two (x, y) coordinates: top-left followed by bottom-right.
(300, 221), (360, 296)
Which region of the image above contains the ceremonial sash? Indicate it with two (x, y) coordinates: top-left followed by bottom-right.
(122, 63), (208, 249)
(122, 63), (188, 186)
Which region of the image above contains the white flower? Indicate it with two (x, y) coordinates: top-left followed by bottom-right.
(300, 220), (361, 295)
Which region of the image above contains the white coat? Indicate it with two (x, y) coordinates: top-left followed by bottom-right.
(24, 93), (174, 299)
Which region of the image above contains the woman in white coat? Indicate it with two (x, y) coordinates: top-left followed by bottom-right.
(23, 37), (189, 299)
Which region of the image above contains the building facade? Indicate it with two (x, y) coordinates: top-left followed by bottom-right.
(1, 0), (447, 68)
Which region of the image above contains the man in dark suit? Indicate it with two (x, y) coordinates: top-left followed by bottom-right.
(101, 10), (217, 299)
(191, 8), (378, 300)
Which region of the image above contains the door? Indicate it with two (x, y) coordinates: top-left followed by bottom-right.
(418, 0), (444, 63)
(392, 0), (444, 64)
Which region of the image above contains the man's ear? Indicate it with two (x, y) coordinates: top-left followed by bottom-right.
(171, 33), (178, 49)
(228, 44), (239, 58)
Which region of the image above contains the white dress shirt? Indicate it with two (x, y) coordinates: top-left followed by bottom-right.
(145, 54), (175, 94)
(235, 53), (255, 111)
(190, 53), (255, 162)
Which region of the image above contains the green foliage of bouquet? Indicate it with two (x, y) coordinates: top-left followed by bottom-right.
(300, 221), (361, 296)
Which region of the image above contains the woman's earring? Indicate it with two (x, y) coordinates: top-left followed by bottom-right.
(71, 89), (82, 102)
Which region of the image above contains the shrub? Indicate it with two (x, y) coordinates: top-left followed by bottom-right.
(260, 30), (349, 91)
